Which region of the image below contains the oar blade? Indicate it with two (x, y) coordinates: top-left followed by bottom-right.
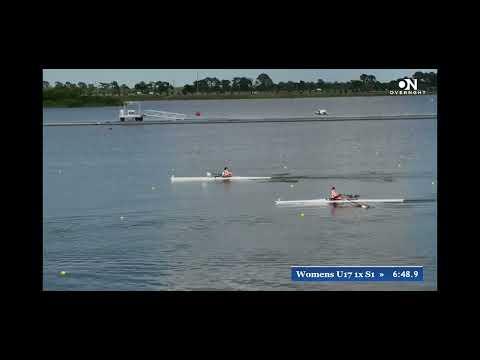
(344, 197), (370, 209)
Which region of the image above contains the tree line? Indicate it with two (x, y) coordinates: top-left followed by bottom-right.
(183, 71), (436, 95)
(43, 71), (437, 98)
(43, 80), (174, 96)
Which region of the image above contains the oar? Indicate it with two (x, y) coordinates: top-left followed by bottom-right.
(344, 196), (370, 209)
(206, 171), (222, 178)
(344, 194), (360, 199)
(271, 172), (290, 177)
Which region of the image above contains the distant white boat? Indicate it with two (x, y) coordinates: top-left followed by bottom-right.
(119, 101), (143, 122)
(119, 101), (186, 122)
(314, 109), (328, 115)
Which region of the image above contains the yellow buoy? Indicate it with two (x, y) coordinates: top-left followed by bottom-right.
(60, 271), (66, 276)
(290, 184), (294, 188)
(120, 216), (124, 220)
(300, 213), (305, 217)
(152, 186), (156, 190)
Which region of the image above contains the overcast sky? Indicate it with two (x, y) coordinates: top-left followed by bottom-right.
(43, 69), (437, 87)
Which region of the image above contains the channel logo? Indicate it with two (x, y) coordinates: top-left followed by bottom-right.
(389, 77), (426, 95)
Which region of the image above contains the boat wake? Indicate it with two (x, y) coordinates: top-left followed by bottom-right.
(404, 198), (437, 203)
(269, 170), (435, 182)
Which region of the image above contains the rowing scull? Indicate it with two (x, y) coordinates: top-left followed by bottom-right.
(171, 175), (271, 182)
(275, 198), (404, 206)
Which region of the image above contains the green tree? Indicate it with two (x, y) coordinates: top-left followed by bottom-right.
(427, 72), (437, 87)
(77, 82), (87, 95)
(315, 79), (325, 91)
(134, 81), (148, 94)
(305, 82), (315, 94)
(412, 71), (436, 87)
(193, 79), (208, 94)
(360, 75), (376, 90)
(182, 84), (195, 95)
(221, 79), (231, 93)
(349, 80), (363, 92)
(158, 81), (172, 95)
(232, 77), (252, 93)
(146, 82), (155, 94)
(240, 78), (253, 93)
(232, 77), (242, 93)
(206, 77), (221, 94)
(110, 81), (120, 95)
(99, 82), (111, 95)
(412, 71), (424, 80)
(285, 81), (296, 93)
(255, 73), (274, 92)
(120, 84), (130, 96)
(298, 80), (306, 94)
(87, 83), (96, 95)
(154, 81), (162, 95)
(360, 74), (368, 88)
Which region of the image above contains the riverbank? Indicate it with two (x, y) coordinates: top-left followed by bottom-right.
(43, 91), (437, 108)
(43, 96), (124, 108)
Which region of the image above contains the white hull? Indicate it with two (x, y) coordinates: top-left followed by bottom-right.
(119, 115), (143, 121)
(275, 198), (404, 206)
(171, 175), (271, 182)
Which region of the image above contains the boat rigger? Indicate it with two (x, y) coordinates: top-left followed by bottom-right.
(275, 198), (405, 206)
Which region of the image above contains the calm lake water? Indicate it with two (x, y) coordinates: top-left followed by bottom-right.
(43, 96), (437, 290)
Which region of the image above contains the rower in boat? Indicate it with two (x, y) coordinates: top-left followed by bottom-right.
(222, 167), (233, 178)
(329, 186), (358, 201)
(329, 186), (343, 200)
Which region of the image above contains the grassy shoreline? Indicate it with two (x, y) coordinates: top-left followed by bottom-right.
(43, 91), (437, 108)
